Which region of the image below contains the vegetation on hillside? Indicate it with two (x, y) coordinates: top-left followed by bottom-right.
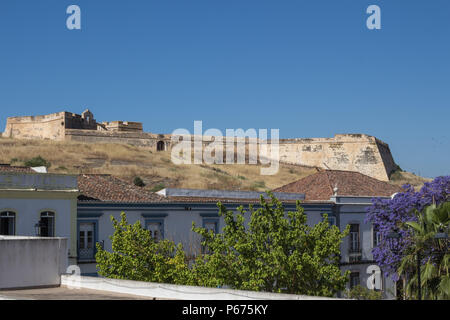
(0, 137), (430, 191)
(23, 155), (52, 168)
(389, 169), (432, 190)
(0, 137), (317, 191)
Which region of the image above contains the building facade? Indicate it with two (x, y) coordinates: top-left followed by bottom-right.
(0, 169), (79, 265)
(75, 173), (399, 298)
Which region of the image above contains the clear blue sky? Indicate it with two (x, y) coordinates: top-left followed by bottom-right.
(0, 1), (449, 178)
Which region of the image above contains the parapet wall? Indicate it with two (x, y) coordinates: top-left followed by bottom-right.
(64, 129), (171, 148)
(270, 134), (396, 181)
(102, 121), (143, 132)
(61, 275), (337, 300)
(2, 112), (67, 141)
(0, 236), (68, 289)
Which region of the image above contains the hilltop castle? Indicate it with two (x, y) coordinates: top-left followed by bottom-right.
(1, 110), (397, 181)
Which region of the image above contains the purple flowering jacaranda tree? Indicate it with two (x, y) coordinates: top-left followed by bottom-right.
(365, 176), (450, 280)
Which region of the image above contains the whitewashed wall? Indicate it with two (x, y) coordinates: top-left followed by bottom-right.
(0, 236), (68, 289)
(0, 198), (72, 240)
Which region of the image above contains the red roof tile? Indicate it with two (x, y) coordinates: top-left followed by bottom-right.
(77, 174), (168, 203)
(273, 170), (402, 200)
(165, 196), (329, 204)
(0, 164), (34, 173)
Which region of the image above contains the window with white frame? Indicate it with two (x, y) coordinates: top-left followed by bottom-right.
(40, 211), (55, 237)
(79, 221), (96, 260)
(0, 211), (15, 235)
(373, 225), (382, 247)
(349, 224), (360, 253)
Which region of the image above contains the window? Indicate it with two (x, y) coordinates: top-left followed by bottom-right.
(40, 211), (55, 237)
(202, 218), (219, 254)
(349, 224), (360, 252)
(0, 211), (15, 235)
(373, 225), (382, 247)
(203, 219), (218, 234)
(78, 221), (96, 260)
(349, 224), (361, 262)
(146, 220), (164, 241)
(350, 272), (360, 289)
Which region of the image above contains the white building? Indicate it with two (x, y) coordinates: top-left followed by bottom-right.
(0, 165), (79, 265)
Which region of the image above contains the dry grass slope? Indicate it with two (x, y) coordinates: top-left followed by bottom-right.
(0, 137), (318, 191)
(389, 170), (432, 191)
(0, 137), (431, 192)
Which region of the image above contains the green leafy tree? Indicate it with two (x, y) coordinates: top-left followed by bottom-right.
(398, 202), (450, 299)
(95, 213), (190, 284)
(190, 193), (350, 297)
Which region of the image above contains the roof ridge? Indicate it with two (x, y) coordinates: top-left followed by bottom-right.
(324, 170), (335, 196)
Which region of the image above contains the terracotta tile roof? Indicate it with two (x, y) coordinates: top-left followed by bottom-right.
(166, 196), (328, 204)
(166, 196), (299, 204)
(0, 164), (34, 173)
(77, 174), (168, 203)
(273, 170), (402, 200)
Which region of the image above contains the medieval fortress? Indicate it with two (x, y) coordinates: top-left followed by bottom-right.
(2, 110), (397, 181)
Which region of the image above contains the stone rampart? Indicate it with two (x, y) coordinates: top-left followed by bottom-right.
(2, 112), (396, 181)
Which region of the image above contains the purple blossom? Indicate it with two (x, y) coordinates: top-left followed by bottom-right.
(365, 176), (450, 280)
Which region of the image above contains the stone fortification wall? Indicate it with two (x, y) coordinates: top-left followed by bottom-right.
(266, 134), (396, 181)
(101, 121), (143, 132)
(2, 112), (67, 140)
(2, 111), (396, 181)
(65, 130), (395, 181)
(64, 129), (171, 148)
(2, 110), (139, 140)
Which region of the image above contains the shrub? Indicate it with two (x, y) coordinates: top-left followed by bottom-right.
(250, 180), (266, 190)
(345, 285), (383, 300)
(24, 156), (51, 168)
(133, 176), (145, 187)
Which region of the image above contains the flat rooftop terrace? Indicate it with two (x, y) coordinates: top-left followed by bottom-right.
(0, 286), (168, 300)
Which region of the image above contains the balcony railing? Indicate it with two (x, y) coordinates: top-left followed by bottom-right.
(348, 248), (362, 262)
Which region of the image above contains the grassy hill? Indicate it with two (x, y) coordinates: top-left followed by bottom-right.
(389, 170), (432, 191)
(0, 137), (431, 192)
